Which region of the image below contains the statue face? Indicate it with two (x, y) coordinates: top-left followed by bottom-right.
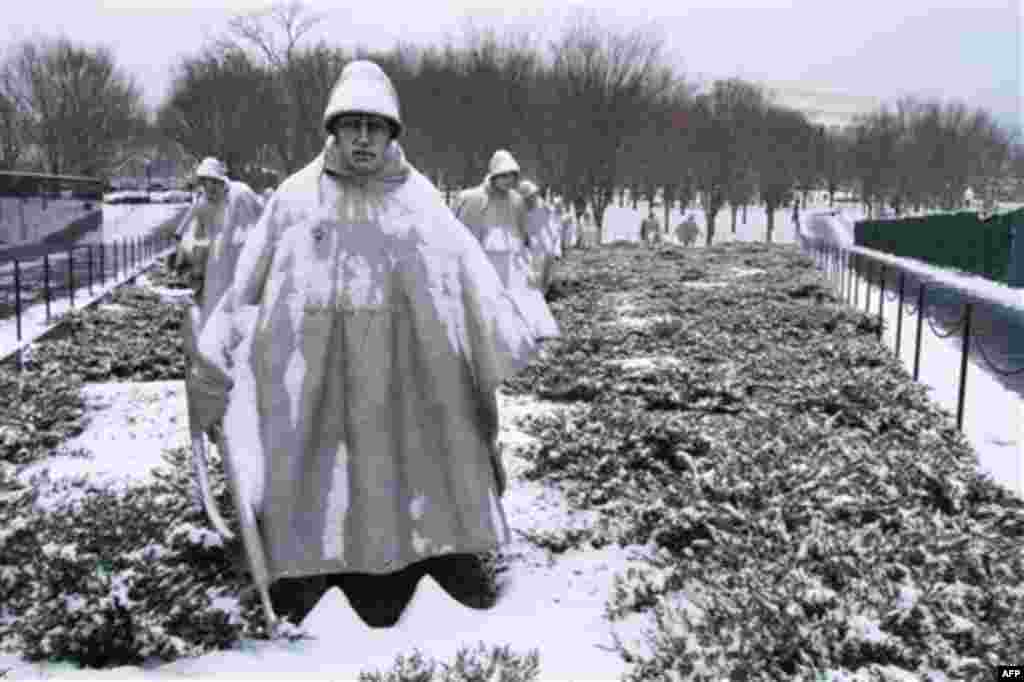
(491, 172), (518, 193)
(198, 177), (227, 203)
(332, 114), (393, 175)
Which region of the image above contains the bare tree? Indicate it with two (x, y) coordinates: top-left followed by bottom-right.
(850, 107), (903, 218)
(726, 167), (756, 234)
(548, 9), (676, 230)
(964, 108), (1011, 212)
(218, 0), (324, 71)
(652, 84), (697, 231)
(753, 105), (809, 242)
(821, 127), (854, 207)
(3, 36), (148, 176)
(158, 48), (280, 179)
(0, 89), (27, 170)
(215, 0), (328, 174)
(687, 79), (766, 245)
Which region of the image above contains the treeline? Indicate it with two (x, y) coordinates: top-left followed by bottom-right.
(2, 2), (1021, 244)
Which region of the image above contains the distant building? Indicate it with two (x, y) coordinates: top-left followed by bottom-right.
(762, 82), (884, 134)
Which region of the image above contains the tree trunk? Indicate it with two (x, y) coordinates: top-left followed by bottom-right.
(731, 205), (738, 234)
(742, 203), (748, 224)
(619, 187), (625, 207)
(663, 201), (671, 236)
(703, 207), (719, 247)
(765, 203), (777, 243)
(631, 184), (638, 210)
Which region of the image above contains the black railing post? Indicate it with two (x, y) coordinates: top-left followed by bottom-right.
(43, 253), (51, 322)
(14, 260), (22, 343)
(865, 259), (873, 314)
(913, 284), (926, 381)
(99, 243), (105, 287)
(877, 264), (886, 341)
(68, 248), (75, 308)
(843, 250), (849, 302)
(895, 272), (905, 358)
(956, 302), (973, 431)
(853, 254), (859, 308)
(87, 244), (94, 296)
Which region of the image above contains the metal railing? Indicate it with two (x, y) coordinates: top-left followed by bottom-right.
(805, 239), (1024, 431)
(0, 231), (176, 347)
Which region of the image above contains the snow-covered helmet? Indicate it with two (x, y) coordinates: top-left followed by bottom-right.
(487, 150), (520, 179)
(323, 60), (403, 139)
(195, 157), (228, 183)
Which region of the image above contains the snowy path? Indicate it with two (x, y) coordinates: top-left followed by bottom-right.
(3, 389), (654, 680)
(850, 262), (1024, 498)
(0, 205), (185, 361)
(0, 246), (176, 362)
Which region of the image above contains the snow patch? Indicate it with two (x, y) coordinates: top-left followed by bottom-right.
(608, 356), (683, 372)
(680, 280), (728, 289)
(613, 314), (674, 329)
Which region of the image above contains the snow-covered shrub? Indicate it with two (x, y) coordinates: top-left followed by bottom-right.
(509, 243), (1024, 680)
(0, 361), (87, 466)
(20, 284), (185, 382)
(0, 446), (266, 667)
(357, 643), (541, 682)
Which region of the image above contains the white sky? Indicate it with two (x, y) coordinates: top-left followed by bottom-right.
(2, 0), (1020, 130)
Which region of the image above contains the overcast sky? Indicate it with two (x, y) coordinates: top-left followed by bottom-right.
(4, 0), (1020, 130)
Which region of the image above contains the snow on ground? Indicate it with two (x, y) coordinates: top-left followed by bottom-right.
(600, 199), (836, 245)
(92, 204), (185, 244)
(806, 212), (1024, 498)
(14, 381), (190, 492)
(861, 264), (1024, 498)
(2, 388), (662, 680)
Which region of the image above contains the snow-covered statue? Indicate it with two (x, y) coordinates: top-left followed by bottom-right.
(175, 157), (263, 325)
(192, 60), (558, 630)
(452, 150), (529, 287)
(676, 213), (701, 248)
(172, 157), (263, 543)
(548, 197), (565, 260)
(452, 151), (558, 336)
(518, 179), (556, 292)
(578, 206), (597, 248)
(640, 210), (661, 246)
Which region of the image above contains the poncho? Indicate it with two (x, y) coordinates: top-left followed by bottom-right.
(177, 181), (264, 437)
(176, 181), (264, 324)
(197, 138), (550, 581)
